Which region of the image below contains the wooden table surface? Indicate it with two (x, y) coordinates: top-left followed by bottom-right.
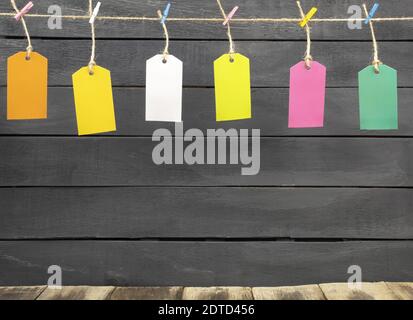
(0, 282), (412, 300)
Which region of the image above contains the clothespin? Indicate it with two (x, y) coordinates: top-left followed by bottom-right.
(299, 7), (317, 28)
(223, 6), (239, 26)
(365, 3), (379, 24)
(89, 1), (102, 24)
(160, 2), (171, 24)
(14, 1), (33, 21)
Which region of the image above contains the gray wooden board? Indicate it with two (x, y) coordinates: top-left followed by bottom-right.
(3, 88), (413, 137)
(0, 40), (412, 87)
(0, 0), (412, 287)
(0, 187), (412, 239)
(1, 137), (413, 187)
(0, 0), (412, 40)
(0, 241), (411, 286)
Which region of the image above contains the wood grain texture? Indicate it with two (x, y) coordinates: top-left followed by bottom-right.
(37, 286), (115, 300)
(1, 137), (413, 187)
(0, 241), (412, 286)
(0, 187), (412, 239)
(0, 286), (46, 300)
(252, 285), (325, 300)
(0, 0), (412, 287)
(110, 287), (183, 300)
(0, 40), (412, 87)
(3, 88), (413, 137)
(0, 0), (412, 40)
(319, 282), (400, 300)
(385, 282), (413, 300)
(182, 287), (253, 300)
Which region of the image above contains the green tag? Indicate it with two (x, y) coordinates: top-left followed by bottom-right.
(359, 64), (398, 130)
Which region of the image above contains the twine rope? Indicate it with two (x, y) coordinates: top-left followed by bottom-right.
(216, 0), (235, 58)
(10, 0), (33, 59)
(2, 12), (413, 23)
(297, 1), (313, 69)
(88, 0), (96, 74)
(157, 10), (169, 62)
(363, 4), (381, 73)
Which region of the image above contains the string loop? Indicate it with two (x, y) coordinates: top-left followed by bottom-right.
(363, 4), (381, 73)
(297, 1), (313, 69)
(88, 0), (97, 75)
(157, 10), (170, 62)
(216, 0), (235, 60)
(10, 0), (33, 59)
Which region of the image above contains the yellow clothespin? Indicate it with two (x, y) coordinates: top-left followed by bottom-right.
(299, 7), (317, 28)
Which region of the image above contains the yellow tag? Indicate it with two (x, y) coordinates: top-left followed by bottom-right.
(214, 53), (251, 122)
(72, 66), (117, 136)
(7, 51), (48, 120)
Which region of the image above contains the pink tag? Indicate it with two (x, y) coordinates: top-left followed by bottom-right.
(288, 61), (326, 128)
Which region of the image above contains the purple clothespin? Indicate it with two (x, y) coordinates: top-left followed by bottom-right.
(223, 6), (239, 26)
(14, 1), (33, 21)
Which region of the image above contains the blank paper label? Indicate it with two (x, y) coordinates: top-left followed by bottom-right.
(146, 54), (183, 122)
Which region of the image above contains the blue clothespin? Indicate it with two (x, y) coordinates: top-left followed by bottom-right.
(365, 3), (379, 24)
(160, 2), (171, 24)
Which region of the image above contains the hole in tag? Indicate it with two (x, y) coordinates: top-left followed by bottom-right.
(89, 71), (94, 76)
(25, 56), (31, 61)
(229, 57), (235, 63)
(162, 58), (168, 64)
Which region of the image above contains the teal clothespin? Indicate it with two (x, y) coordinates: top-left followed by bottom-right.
(365, 3), (379, 24)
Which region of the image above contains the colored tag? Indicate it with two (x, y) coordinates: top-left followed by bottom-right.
(214, 53), (251, 122)
(289, 61), (326, 128)
(72, 66), (117, 135)
(146, 54), (183, 122)
(7, 51), (48, 120)
(359, 64), (398, 130)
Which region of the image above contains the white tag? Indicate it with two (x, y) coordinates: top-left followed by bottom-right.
(145, 54), (183, 122)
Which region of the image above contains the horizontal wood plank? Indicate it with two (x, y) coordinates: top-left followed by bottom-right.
(0, 187), (412, 239)
(2, 88), (413, 137)
(37, 286), (115, 300)
(252, 285), (325, 300)
(319, 282), (400, 300)
(0, 286), (46, 300)
(110, 287), (183, 300)
(0, 137), (413, 187)
(385, 282), (413, 300)
(0, 40), (412, 87)
(0, 0), (412, 40)
(0, 241), (411, 286)
(182, 287), (253, 300)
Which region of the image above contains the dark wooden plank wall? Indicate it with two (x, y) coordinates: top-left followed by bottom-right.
(0, 0), (412, 286)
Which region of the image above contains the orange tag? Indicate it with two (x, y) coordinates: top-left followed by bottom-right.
(7, 52), (48, 120)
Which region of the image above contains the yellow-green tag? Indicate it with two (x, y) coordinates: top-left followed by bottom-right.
(214, 53), (251, 122)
